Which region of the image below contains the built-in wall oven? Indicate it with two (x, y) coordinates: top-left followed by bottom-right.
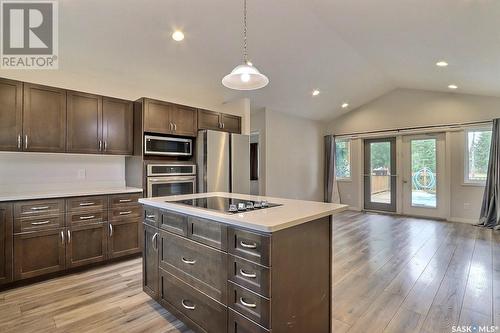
(146, 164), (196, 197)
(144, 135), (192, 157)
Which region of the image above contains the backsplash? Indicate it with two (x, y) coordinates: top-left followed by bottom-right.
(0, 152), (126, 194)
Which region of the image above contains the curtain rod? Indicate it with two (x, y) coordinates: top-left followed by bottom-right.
(332, 119), (492, 139)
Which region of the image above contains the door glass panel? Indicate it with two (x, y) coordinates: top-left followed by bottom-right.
(370, 142), (392, 204)
(411, 139), (437, 208)
(151, 182), (194, 197)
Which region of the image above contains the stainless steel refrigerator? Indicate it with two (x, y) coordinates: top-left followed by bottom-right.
(197, 130), (250, 194)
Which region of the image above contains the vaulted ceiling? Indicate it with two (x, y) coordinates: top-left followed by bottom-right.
(1, 0), (499, 121)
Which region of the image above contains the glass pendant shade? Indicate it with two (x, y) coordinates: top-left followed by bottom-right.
(222, 63), (269, 90)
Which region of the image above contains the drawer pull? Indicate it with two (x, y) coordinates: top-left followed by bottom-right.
(240, 241), (258, 249)
(181, 257), (196, 265)
(181, 299), (196, 310)
(31, 206), (49, 211)
(79, 202), (95, 206)
(146, 214), (156, 219)
(31, 220), (51, 226)
(152, 233), (159, 251)
(119, 199), (132, 203)
(119, 211), (132, 215)
(240, 269), (257, 279)
(240, 297), (257, 308)
(79, 215), (95, 220)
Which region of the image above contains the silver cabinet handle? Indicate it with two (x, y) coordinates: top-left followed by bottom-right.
(119, 199), (132, 203)
(79, 202), (95, 207)
(119, 211), (132, 215)
(174, 123), (177, 131)
(152, 233), (158, 251)
(31, 206), (49, 211)
(240, 241), (257, 249)
(146, 214), (156, 219)
(60, 230), (65, 244)
(109, 224), (113, 237)
(181, 300), (195, 310)
(17, 134), (21, 149)
(104, 140), (107, 152)
(240, 269), (257, 279)
(222, 122), (225, 129)
(24, 135), (28, 149)
(181, 257), (196, 265)
(67, 230), (71, 243)
(79, 215), (95, 220)
(240, 297), (257, 308)
(169, 122), (173, 131)
(98, 140), (102, 151)
(31, 220), (50, 225)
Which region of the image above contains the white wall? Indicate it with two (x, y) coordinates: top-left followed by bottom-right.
(251, 108), (325, 202)
(326, 88), (499, 223)
(250, 109), (267, 196)
(0, 153), (125, 194)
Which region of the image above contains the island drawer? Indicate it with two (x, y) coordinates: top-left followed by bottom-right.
(228, 255), (270, 297)
(159, 230), (227, 303)
(228, 228), (271, 267)
(228, 281), (270, 328)
(160, 210), (188, 236)
(109, 206), (142, 222)
(159, 269), (227, 333)
(66, 210), (107, 226)
(14, 199), (65, 218)
(109, 193), (141, 208)
(188, 216), (227, 250)
(143, 207), (159, 227)
(228, 308), (269, 333)
(66, 196), (108, 212)
(14, 214), (64, 233)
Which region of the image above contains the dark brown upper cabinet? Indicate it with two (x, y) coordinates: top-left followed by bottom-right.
(0, 203), (13, 285)
(0, 78), (22, 151)
(23, 83), (67, 152)
(66, 91), (102, 154)
(198, 109), (241, 134)
(102, 97), (134, 155)
(143, 98), (197, 137)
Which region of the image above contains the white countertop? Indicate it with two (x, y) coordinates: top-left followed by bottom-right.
(0, 187), (143, 202)
(139, 192), (348, 232)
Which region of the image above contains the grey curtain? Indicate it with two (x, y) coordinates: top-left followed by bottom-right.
(324, 135), (340, 203)
(478, 118), (500, 228)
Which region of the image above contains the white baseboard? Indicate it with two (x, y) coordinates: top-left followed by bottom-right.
(447, 217), (478, 224)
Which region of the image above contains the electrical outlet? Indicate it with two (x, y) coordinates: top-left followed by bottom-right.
(77, 169), (86, 180)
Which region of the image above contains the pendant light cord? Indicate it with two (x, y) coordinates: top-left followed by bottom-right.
(243, 0), (248, 64)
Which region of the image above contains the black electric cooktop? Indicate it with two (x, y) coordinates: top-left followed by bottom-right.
(171, 196), (282, 214)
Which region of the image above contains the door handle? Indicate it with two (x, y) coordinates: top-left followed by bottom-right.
(60, 230), (65, 244)
(24, 135), (28, 149)
(104, 141), (107, 152)
(98, 140), (102, 151)
(152, 233), (158, 251)
(67, 230), (71, 243)
(17, 134), (21, 150)
(109, 224), (113, 237)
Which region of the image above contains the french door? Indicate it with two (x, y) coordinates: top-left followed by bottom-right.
(364, 138), (397, 212)
(402, 134), (447, 219)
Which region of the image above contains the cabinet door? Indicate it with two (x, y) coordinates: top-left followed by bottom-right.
(23, 83), (67, 152)
(66, 91), (102, 154)
(0, 204), (13, 285)
(170, 105), (197, 137)
(66, 223), (107, 268)
(143, 224), (159, 299)
(198, 109), (221, 131)
(0, 78), (22, 151)
(14, 228), (66, 280)
(221, 113), (241, 134)
(143, 99), (174, 135)
(108, 219), (140, 258)
(102, 97), (133, 155)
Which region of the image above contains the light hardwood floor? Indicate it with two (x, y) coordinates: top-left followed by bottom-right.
(0, 211), (498, 333)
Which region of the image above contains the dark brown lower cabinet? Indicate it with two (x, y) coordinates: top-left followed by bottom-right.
(108, 219), (140, 258)
(143, 224), (159, 299)
(14, 228), (65, 280)
(66, 223), (107, 268)
(0, 204), (13, 285)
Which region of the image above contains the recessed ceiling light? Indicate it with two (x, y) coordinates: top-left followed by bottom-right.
(341, 103), (349, 108)
(436, 61), (448, 67)
(448, 84), (458, 89)
(312, 90), (320, 96)
(172, 30), (185, 42)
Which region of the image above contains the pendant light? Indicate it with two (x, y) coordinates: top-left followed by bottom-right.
(222, 0), (269, 90)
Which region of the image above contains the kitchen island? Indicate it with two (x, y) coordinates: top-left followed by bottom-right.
(139, 192), (347, 333)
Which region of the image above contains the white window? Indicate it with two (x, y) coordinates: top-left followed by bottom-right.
(335, 139), (351, 180)
(465, 128), (492, 184)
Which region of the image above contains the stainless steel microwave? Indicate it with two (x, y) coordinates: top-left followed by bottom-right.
(144, 135), (192, 156)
